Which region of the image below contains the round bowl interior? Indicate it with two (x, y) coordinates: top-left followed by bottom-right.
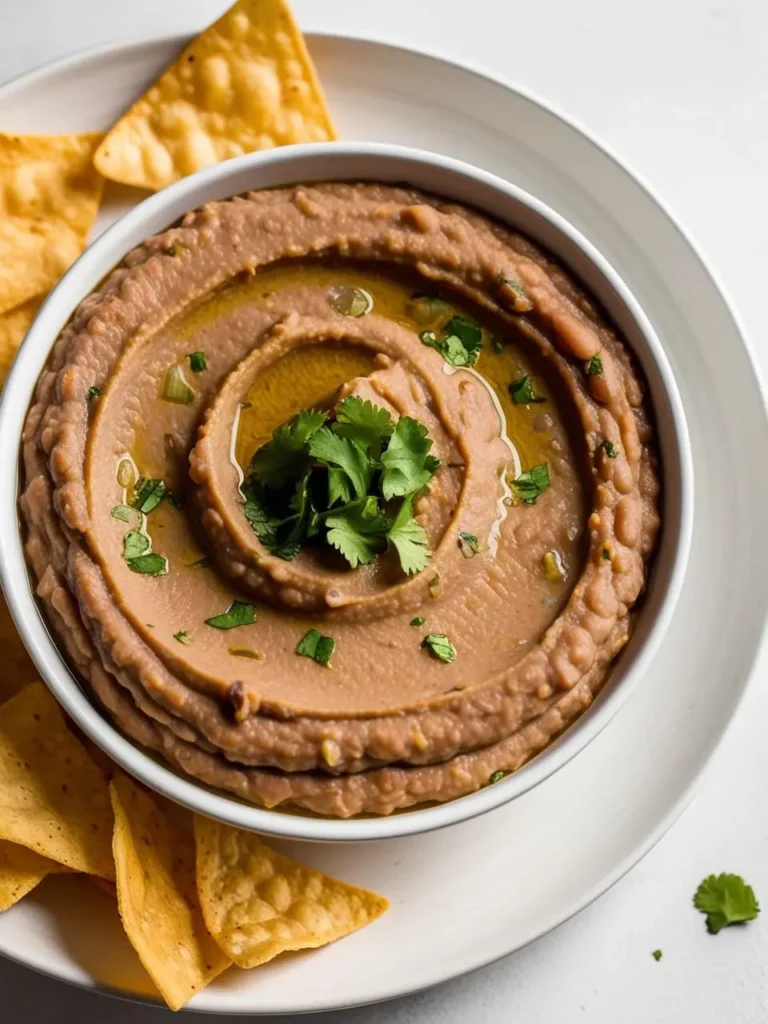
(0, 142), (692, 842)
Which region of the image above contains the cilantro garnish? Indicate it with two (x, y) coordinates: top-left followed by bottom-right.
(410, 616), (425, 627)
(123, 531), (149, 561)
(651, 950), (662, 962)
(86, 386), (101, 403)
(693, 874), (760, 934)
(423, 633), (457, 663)
(296, 628), (335, 666)
(205, 601), (256, 630)
(508, 375), (545, 405)
(110, 504), (140, 526)
(187, 351), (207, 373)
(584, 355), (603, 376)
(510, 464), (550, 505)
(420, 314), (483, 367)
(173, 630), (191, 645)
(241, 397), (439, 576)
(131, 478), (166, 514)
(488, 770), (506, 785)
(127, 553), (168, 576)
(458, 531), (480, 558)
(601, 440), (618, 459)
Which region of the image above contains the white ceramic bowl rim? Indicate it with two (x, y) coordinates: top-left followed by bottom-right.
(0, 141), (693, 842)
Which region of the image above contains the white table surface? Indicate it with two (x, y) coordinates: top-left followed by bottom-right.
(1, 0), (767, 1020)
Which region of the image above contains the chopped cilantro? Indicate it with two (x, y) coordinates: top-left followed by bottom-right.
(110, 504), (139, 525)
(187, 351), (207, 373)
(162, 365), (195, 404)
(423, 633), (456, 663)
(602, 548), (611, 560)
(510, 464), (550, 505)
(652, 950), (663, 962)
(420, 314), (483, 367)
(131, 478), (166, 514)
(458, 531), (480, 558)
(693, 874), (760, 934)
(584, 355), (603, 376)
(488, 770), (507, 785)
(123, 531), (149, 560)
(241, 399), (438, 577)
(173, 630), (192, 645)
(127, 553), (168, 576)
(410, 616), (426, 627)
(508, 375), (545, 405)
(86, 386), (101, 403)
(205, 600), (256, 630)
(601, 440), (618, 459)
(296, 628), (335, 666)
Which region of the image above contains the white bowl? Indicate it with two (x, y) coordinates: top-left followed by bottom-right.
(0, 143), (693, 843)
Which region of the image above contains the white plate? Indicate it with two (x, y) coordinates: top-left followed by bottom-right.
(0, 32), (765, 1016)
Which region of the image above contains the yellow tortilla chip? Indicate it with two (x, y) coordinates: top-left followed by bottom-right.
(0, 296), (42, 388)
(0, 839), (63, 911)
(0, 132), (103, 315)
(0, 682), (114, 878)
(195, 816), (388, 969)
(110, 775), (230, 1011)
(94, 0), (336, 191)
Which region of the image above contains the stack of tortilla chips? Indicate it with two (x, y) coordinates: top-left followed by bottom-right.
(0, 2), (380, 1012)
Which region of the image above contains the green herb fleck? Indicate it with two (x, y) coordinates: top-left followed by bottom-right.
(410, 616), (426, 627)
(584, 355), (603, 376)
(508, 375), (545, 405)
(602, 548), (611, 560)
(86, 386), (101, 403)
(131, 478), (166, 514)
(458, 531), (480, 558)
(205, 601), (256, 630)
(601, 440), (618, 459)
(652, 950), (663, 962)
(173, 630), (191, 645)
(123, 530), (149, 560)
(162, 365), (195, 404)
(110, 504), (139, 526)
(296, 628), (335, 667)
(126, 553), (168, 576)
(420, 314), (483, 367)
(510, 464), (550, 505)
(693, 874), (760, 934)
(488, 770), (507, 785)
(187, 351), (207, 373)
(492, 337), (505, 354)
(423, 633), (456, 663)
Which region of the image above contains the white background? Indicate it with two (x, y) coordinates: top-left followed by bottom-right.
(1, 1), (767, 1021)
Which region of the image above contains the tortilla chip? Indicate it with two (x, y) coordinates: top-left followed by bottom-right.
(0, 682), (114, 878)
(110, 775), (230, 1011)
(0, 132), (103, 315)
(0, 296), (42, 389)
(0, 839), (63, 911)
(195, 816), (388, 969)
(93, 0), (336, 191)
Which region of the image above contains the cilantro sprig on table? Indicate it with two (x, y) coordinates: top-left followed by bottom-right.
(240, 397), (439, 575)
(693, 874), (760, 934)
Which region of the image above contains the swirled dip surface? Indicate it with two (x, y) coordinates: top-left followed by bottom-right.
(21, 183), (660, 817)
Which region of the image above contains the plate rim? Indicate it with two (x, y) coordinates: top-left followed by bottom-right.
(0, 29), (766, 1016)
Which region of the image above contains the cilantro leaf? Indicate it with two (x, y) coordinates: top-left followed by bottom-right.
(308, 429), (371, 499)
(249, 409), (327, 488)
(387, 498), (430, 575)
(173, 630), (192, 645)
(327, 467), (352, 507)
(296, 628), (335, 666)
(601, 440), (618, 459)
(325, 496), (389, 569)
(693, 874), (760, 934)
(510, 464), (550, 505)
(187, 351), (207, 373)
(127, 553), (168, 576)
(123, 530), (149, 560)
(420, 314), (483, 367)
(205, 601), (256, 630)
(410, 616), (425, 627)
(131, 478), (166, 514)
(381, 416), (439, 500)
(333, 396), (394, 451)
(86, 386), (101, 403)
(488, 770), (507, 784)
(242, 488), (301, 561)
(584, 355), (603, 376)
(458, 531), (480, 557)
(110, 504), (140, 526)
(423, 633), (457, 663)
(508, 375), (545, 405)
